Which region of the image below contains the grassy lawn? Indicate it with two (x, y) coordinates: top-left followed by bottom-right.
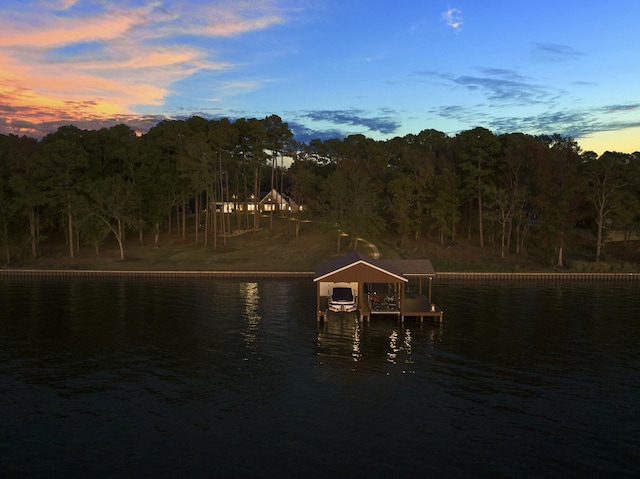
(17, 216), (341, 272)
(6, 214), (640, 273)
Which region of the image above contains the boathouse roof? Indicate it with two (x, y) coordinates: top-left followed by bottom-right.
(313, 251), (435, 284)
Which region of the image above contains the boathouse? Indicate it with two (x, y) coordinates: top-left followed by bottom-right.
(314, 251), (443, 322)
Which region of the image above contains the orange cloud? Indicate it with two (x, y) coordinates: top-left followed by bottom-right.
(0, 9), (145, 48)
(0, 1), (288, 137)
(202, 15), (283, 36)
(0, 81), (123, 124)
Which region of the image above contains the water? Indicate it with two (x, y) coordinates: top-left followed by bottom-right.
(0, 277), (638, 478)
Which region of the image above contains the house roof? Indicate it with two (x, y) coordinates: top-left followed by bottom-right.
(259, 188), (289, 205)
(313, 251), (435, 283)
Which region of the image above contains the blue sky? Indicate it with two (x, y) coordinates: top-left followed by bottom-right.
(1, 0), (639, 154)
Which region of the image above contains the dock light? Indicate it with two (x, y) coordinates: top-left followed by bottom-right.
(431, 304), (435, 312)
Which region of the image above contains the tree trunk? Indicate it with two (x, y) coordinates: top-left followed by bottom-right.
(478, 189), (484, 247)
(218, 154), (227, 245)
(226, 171), (231, 236)
(270, 156), (275, 231)
(595, 202), (606, 262)
(213, 195), (217, 251)
(204, 190), (209, 247)
(117, 218), (125, 260)
(2, 215), (10, 265)
(67, 206), (74, 260)
(557, 232), (564, 268)
(29, 207), (37, 258)
(217, 181), (226, 247)
(195, 193), (200, 245)
(253, 166), (260, 233)
(182, 203), (186, 239)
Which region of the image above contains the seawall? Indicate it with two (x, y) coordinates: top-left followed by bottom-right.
(0, 269), (638, 281)
(0, 269), (314, 279)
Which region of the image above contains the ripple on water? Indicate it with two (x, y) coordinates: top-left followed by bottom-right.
(0, 277), (639, 477)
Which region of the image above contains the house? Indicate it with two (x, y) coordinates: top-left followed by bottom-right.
(313, 251), (442, 322)
(211, 189), (303, 213)
(258, 189), (303, 213)
(212, 189), (302, 215)
(259, 188), (290, 212)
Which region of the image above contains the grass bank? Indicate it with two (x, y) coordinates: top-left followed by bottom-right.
(3, 215), (639, 273)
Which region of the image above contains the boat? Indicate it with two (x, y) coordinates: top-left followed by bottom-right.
(327, 282), (358, 313)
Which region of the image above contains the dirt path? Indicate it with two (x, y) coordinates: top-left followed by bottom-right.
(356, 237), (380, 259)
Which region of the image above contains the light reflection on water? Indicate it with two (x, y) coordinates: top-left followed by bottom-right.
(241, 282), (260, 350)
(0, 277), (639, 478)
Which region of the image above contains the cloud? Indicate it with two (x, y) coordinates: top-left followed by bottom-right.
(442, 8), (463, 31)
(430, 100), (640, 142)
(533, 43), (584, 61)
(0, 9), (145, 49)
(301, 109), (401, 135)
(0, 1), (287, 137)
(50, 0), (80, 10)
(418, 68), (552, 104)
(286, 121), (347, 143)
(202, 15), (283, 36)
(602, 103), (640, 114)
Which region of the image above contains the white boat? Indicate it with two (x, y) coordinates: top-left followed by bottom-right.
(327, 282), (358, 313)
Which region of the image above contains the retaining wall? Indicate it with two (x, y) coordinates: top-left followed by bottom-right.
(437, 272), (639, 281)
(0, 269), (314, 279)
(0, 269), (638, 281)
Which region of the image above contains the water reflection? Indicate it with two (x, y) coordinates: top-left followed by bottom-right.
(316, 315), (361, 365)
(387, 328), (413, 365)
(316, 316), (442, 373)
(240, 282), (260, 349)
(352, 319), (361, 361)
(1, 278), (638, 477)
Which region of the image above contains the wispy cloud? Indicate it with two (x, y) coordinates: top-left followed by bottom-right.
(417, 68), (553, 104)
(302, 108), (401, 135)
(532, 43), (584, 61)
(442, 8), (463, 32)
(431, 101), (640, 142)
(202, 15), (283, 36)
(50, 0), (80, 10)
(286, 121), (347, 143)
(602, 103), (640, 114)
(0, 1), (288, 137)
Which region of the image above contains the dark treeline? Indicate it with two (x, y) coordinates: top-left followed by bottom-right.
(1, 115), (639, 267)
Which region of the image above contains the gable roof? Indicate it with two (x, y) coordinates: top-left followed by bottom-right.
(259, 188), (289, 206)
(313, 251), (435, 283)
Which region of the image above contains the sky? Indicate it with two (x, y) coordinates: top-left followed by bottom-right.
(1, 0), (639, 155)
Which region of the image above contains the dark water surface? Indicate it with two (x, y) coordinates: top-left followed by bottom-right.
(1, 277), (638, 478)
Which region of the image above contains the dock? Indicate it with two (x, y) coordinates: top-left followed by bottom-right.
(358, 294), (443, 323)
(314, 252), (443, 323)
(317, 294), (443, 323)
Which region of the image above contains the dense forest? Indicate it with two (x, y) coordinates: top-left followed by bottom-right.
(1, 114), (639, 268)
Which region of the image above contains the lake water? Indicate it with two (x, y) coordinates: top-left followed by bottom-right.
(0, 276), (638, 478)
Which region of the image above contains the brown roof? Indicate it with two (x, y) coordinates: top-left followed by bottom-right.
(377, 259), (436, 276)
(313, 252), (435, 283)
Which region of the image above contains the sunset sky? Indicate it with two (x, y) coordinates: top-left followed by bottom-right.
(1, 0), (639, 154)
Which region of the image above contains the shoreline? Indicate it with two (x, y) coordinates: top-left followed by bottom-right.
(0, 269), (638, 281)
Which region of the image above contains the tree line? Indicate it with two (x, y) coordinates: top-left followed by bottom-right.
(1, 115), (639, 267)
